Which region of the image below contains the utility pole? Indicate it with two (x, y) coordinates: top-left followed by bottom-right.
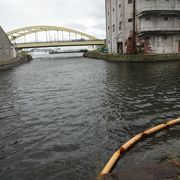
(132, 0), (137, 54)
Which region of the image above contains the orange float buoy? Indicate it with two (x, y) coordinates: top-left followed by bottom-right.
(100, 118), (180, 176)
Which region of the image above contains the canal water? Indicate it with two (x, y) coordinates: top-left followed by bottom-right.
(0, 53), (180, 180)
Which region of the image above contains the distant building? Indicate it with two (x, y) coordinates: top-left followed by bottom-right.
(105, 0), (180, 54)
(0, 26), (17, 62)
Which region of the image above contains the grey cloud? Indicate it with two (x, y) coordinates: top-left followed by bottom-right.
(64, 23), (88, 32)
(1, 0), (106, 38)
(93, 21), (106, 31)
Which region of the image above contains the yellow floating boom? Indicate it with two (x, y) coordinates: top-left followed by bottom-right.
(100, 117), (180, 176)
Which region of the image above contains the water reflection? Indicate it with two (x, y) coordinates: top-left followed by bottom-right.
(0, 55), (180, 180)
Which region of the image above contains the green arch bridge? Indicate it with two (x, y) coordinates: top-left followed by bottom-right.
(7, 25), (105, 49)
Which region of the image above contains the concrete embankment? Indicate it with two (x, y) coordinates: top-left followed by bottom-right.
(84, 51), (180, 62)
(0, 54), (33, 71)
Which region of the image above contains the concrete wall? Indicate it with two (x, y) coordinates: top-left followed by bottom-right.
(0, 54), (33, 71)
(106, 0), (133, 54)
(111, 0), (118, 53)
(136, 0), (179, 11)
(105, 0), (180, 54)
(106, 0), (112, 53)
(117, 0), (125, 52)
(136, 0), (180, 54)
(0, 26), (17, 63)
(138, 15), (180, 32)
(149, 35), (180, 54)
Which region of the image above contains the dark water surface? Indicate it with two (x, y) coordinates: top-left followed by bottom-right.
(0, 53), (180, 180)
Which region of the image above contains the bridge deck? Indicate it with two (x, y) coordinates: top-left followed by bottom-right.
(15, 40), (105, 49)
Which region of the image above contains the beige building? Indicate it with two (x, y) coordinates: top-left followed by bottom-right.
(0, 26), (17, 63)
(105, 0), (180, 54)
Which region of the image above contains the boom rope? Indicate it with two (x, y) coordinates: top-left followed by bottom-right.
(100, 117), (180, 176)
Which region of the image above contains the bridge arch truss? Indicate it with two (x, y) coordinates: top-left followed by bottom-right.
(7, 25), (98, 41)
(6, 25), (104, 49)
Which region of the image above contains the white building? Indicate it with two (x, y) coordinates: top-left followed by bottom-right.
(0, 26), (17, 62)
(105, 0), (180, 54)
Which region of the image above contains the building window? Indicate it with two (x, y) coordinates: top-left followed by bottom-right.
(113, 8), (115, 12)
(113, 24), (115, 32)
(162, 35), (167, 39)
(128, 0), (132, 4)
(145, 16), (151, 21)
(0, 47), (2, 56)
(119, 21), (122, 30)
(164, 17), (169, 21)
(128, 18), (133, 22)
(145, 36), (150, 40)
(119, 4), (121, 8)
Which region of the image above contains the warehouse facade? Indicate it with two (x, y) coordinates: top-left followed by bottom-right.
(105, 0), (180, 54)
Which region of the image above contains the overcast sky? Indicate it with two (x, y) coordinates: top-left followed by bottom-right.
(0, 0), (105, 38)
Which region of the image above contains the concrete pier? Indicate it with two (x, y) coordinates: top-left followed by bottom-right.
(0, 54), (32, 71)
(0, 26), (32, 70)
(84, 51), (180, 62)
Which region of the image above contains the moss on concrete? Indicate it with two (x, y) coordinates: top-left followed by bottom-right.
(84, 51), (180, 62)
(0, 54), (33, 71)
